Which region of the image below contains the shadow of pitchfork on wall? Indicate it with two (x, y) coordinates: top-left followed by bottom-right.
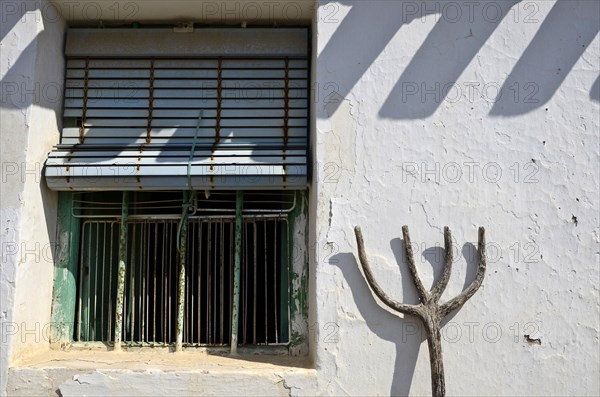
(331, 232), (481, 396)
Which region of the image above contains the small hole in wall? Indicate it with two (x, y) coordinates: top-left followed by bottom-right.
(524, 335), (541, 345)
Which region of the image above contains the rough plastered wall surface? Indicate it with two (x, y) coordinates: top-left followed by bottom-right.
(1, 1), (599, 396)
(1, 1), (64, 395)
(312, 0), (599, 396)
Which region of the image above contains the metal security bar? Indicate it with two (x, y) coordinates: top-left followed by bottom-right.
(240, 217), (289, 345)
(122, 219), (180, 345)
(76, 220), (119, 342)
(183, 218), (234, 346)
(74, 191), (291, 347)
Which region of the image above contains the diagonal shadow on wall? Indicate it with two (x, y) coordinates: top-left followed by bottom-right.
(318, 0), (598, 120)
(489, 0), (600, 116)
(1, 3), (62, 126)
(1, 4), (63, 255)
(379, 0), (519, 119)
(316, 0), (440, 117)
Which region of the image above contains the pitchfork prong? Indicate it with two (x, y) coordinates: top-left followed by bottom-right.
(430, 226), (453, 302)
(354, 226), (423, 318)
(402, 225), (430, 304)
(440, 227), (486, 317)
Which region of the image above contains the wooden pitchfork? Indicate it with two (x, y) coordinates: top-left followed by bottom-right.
(353, 225), (486, 397)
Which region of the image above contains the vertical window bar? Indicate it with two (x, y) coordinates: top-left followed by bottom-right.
(167, 222), (172, 343)
(176, 191), (190, 352)
(273, 219), (278, 344)
(220, 219), (224, 345)
(135, 222), (141, 342)
(129, 222), (137, 342)
(253, 220), (257, 345)
(76, 223), (85, 341)
(164, 222), (168, 343)
(197, 220), (203, 344)
(113, 191), (129, 351)
(100, 223), (107, 341)
(230, 191), (243, 354)
(152, 222), (158, 343)
(107, 222), (114, 341)
(208, 221), (212, 344)
(242, 221), (248, 344)
(187, 220), (194, 343)
(229, 218), (234, 344)
(264, 218), (268, 344)
(85, 223), (92, 339)
(91, 222), (99, 341)
(282, 219), (290, 343)
(165, 222), (169, 344)
(162, 222), (166, 344)
(212, 221), (217, 343)
(142, 221), (148, 343)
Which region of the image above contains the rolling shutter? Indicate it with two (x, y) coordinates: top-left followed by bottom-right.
(45, 28), (309, 191)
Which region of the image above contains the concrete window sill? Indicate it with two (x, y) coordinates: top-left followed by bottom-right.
(9, 349), (317, 396)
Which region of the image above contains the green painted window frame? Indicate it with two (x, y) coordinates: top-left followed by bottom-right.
(50, 190), (309, 354)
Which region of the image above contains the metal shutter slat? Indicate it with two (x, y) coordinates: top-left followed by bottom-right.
(64, 98), (308, 109)
(46, 165), (306, 177)
(62, 127), (307, 138)
(46, 28), (309, 191)
(63, 108), (307, 118)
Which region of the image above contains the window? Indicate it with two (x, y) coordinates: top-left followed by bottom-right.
(70, 190), (304, 347)
(47, 27), (309, 353)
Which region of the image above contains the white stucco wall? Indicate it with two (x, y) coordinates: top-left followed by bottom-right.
(1, 1), (599, 396)
(1, 1), (65, 394)
(312, 1), (599, 395)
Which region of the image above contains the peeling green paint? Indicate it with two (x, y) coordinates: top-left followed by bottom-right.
(113, 192), (129, 350)
(299, 275), (309, 319)
(176, 190), (191, 352)
(290, 330), (306, 347)
(50, 192), (81, 343)
(288, 190), (309, 348)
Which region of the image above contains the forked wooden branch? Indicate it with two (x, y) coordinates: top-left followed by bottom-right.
(354, 225), (486, 397)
